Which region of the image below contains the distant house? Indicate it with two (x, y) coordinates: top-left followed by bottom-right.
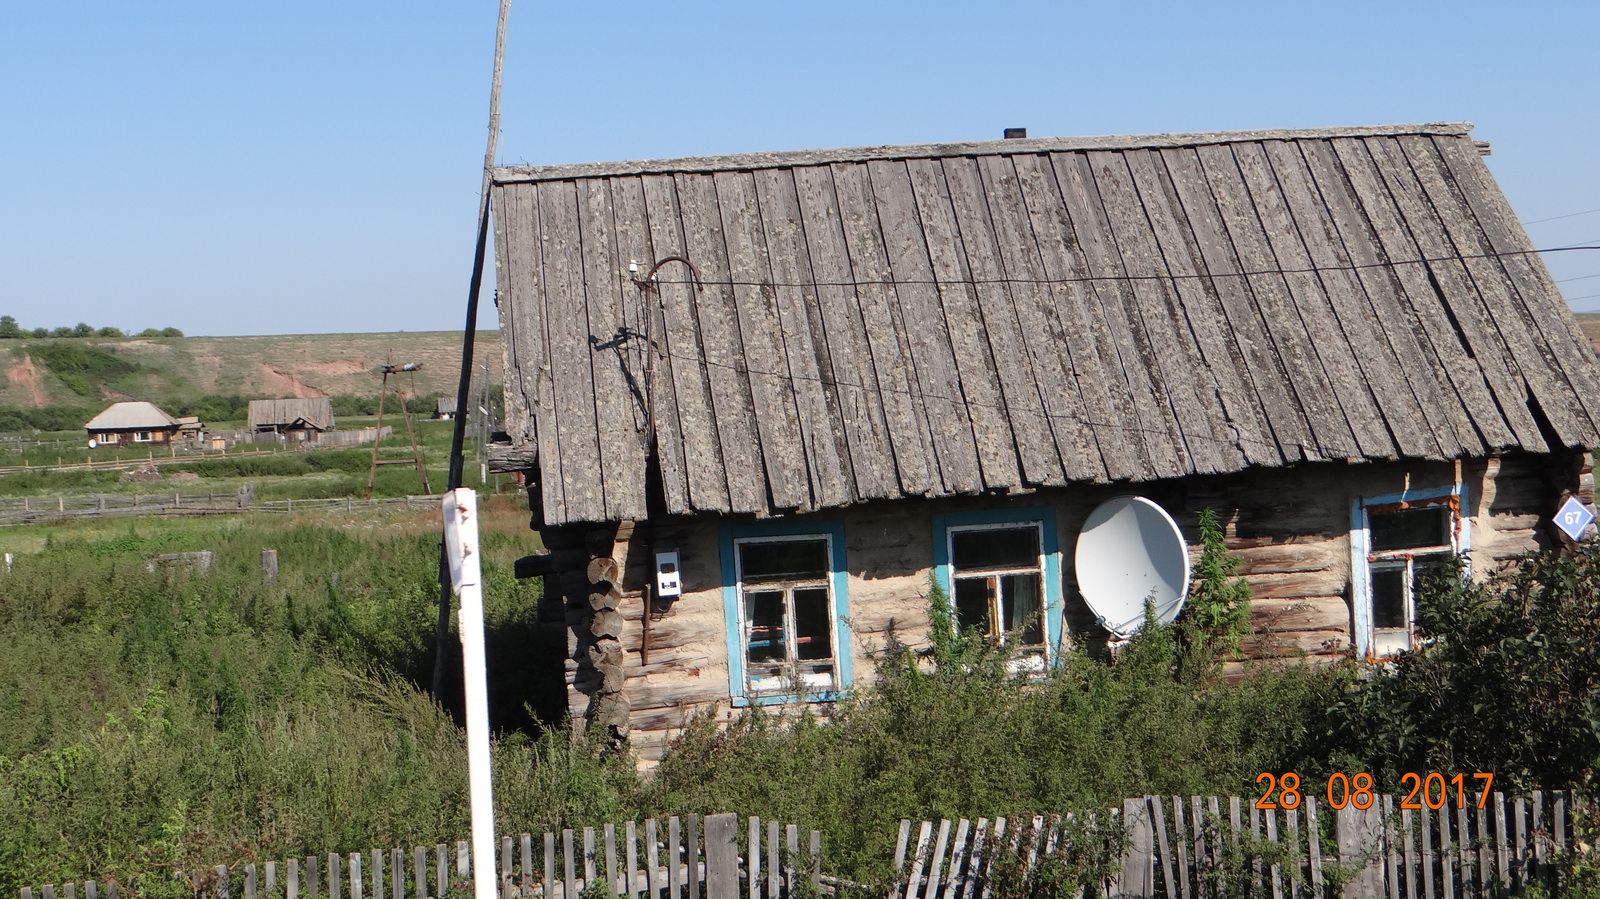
(84, 401), (184, 448)
(488, 122), (1600, 764)
(433, 397), (458, 420)
(247, 397), (335, 443)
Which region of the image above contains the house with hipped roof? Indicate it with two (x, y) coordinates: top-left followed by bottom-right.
(84, 401), (188, 448)
(485, 122), (1600, 765)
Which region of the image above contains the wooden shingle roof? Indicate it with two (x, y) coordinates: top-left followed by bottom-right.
(490, 123), (1600, 525)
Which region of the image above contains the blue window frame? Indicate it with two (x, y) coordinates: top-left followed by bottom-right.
(1349, 484), (1469, 659)
(720, 519), (851, 706)
(932, 507), (1063, 665)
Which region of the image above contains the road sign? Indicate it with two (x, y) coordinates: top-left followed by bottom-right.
(1555, 495), (1595, 541)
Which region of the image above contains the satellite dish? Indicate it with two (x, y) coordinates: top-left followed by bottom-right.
(87, 439), (97, 449)
(1075, 496), (1191, 638)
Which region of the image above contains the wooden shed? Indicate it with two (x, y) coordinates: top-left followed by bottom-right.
(487, 122), (1600, 765)
(247, 397), (335, 442)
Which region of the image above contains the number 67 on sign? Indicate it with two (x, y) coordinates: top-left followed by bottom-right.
(1555, 496), (1595, 541)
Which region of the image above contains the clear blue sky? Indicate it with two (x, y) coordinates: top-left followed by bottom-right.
(3, 0), (1598, 336)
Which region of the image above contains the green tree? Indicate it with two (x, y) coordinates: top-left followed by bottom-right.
(71, 322), (93, 337)
(0, 316), (21, 338)
(29, 327), (48, 338)
(49, 326), (72, 338)
(95, 326), (125, 338)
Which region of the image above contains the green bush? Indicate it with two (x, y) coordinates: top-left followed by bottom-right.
(1325, 546), (1600, 792)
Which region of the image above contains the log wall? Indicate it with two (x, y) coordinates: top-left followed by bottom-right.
(531, 453), (1578, 767)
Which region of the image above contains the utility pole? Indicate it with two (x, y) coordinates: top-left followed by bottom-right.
(435, 0), (512, 706)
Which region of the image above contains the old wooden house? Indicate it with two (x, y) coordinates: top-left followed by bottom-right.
(84, 401), (185, 447)
(487, 123), (1600, 765)
(247, 397), (335, 442)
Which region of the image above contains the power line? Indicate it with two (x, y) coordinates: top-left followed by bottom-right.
(1524, 207), (1600, 226)
(631, 244), (1600, 292)
(1556, 272), (1600, 284)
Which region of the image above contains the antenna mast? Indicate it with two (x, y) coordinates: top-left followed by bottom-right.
(435, 0), (512, 704)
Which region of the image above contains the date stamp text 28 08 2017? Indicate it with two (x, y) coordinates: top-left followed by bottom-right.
(1256, 772), (1495, 810)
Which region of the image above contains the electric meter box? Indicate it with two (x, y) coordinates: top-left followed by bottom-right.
(655, 551), (682, 598)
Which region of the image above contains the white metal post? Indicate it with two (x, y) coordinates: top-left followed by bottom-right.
(443, 489), (496, 899)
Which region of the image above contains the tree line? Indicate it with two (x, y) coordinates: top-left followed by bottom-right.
(0, 316), (182, 339)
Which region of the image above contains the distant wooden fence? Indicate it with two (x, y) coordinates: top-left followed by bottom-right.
(0, 491), (442, 525)
(897, 790), (1584, 899)
(19, 814), (823, 899)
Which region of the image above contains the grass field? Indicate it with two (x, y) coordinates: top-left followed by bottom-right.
(0, 416), (517, 507)
(0, 331), (501, 409)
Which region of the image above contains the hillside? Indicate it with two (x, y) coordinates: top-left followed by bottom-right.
(1576, 313), (1600, 352)
(0, 331), (502, 408)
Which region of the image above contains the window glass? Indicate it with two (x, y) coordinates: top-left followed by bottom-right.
(744, 590), (786, 664)
(1001, 572), (1044, 645)
(739, 539), (828, 583)
(1370, 563), (1408, 629)
(951, 526), (1039, 571)
(1370, 506), (1450, 551)
(793, 588), (832, 661)
(953, 577), (993, 634)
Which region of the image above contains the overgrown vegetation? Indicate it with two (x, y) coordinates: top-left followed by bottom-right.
(1323, 548), (1600, 793)
(3, 510), (1600, 895)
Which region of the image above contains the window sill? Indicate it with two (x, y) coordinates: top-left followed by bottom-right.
(732, 690), (842, 708)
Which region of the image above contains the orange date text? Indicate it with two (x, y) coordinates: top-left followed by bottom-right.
(1255, 772), (1494, 810)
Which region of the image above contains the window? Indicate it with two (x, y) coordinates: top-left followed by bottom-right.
(950, 524), (1045, 647)
(133, 431), (152, 442)
(934, 508), (1062, 666)
(1351, 488), (1467, 658)
(720, 521), (851, 704)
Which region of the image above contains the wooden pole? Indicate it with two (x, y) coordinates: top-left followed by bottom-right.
(435, 0), (512, 706)
(366, 370), (390, 500)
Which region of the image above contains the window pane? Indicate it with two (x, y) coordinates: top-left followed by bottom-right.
(745, 590), (787, 663)
(1370, 506), (1450, 551)
(793, 588), (832, 661)
(1001, 572), (1044, 645)
(951, 526), (1040, 572)
(953, 576), (994, 635)
(740, 539), (829, 583)
(1371, 563), (1408, 629)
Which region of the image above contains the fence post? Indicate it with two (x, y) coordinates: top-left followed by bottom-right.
(262, 549), (278, 583)
(704, 814), (738, 899)
(1121, 798), (1155, 899)
(1336, 803), (1383, 899)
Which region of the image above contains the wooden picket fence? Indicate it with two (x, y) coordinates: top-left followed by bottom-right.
(896, 791), (1585, 899)
(19, 814), (823, 899)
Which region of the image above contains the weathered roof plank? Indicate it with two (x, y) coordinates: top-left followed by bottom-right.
(792, 165), (903, 500)
(713, 170), (811, 510)
(1052, 151), (1189, 479)
(490, 125), (1600, 524)
(641, 173), (731, 513)
(865, 159), (985, 495)
(1296, 140), (1478, 457)
(1123, 148), (1278, 467)
(754, 167), (859, 509)
(942, 155), (1069, 486)
(672, 172), (768, 514)
(1330, 137), (1523, 451)
(977, 154), (1108, 483)
(1012, 153), (1143, 479)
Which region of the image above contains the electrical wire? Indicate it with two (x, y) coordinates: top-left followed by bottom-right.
(625, 244), (1600, 292)
(1524, 207), (1600, 226)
